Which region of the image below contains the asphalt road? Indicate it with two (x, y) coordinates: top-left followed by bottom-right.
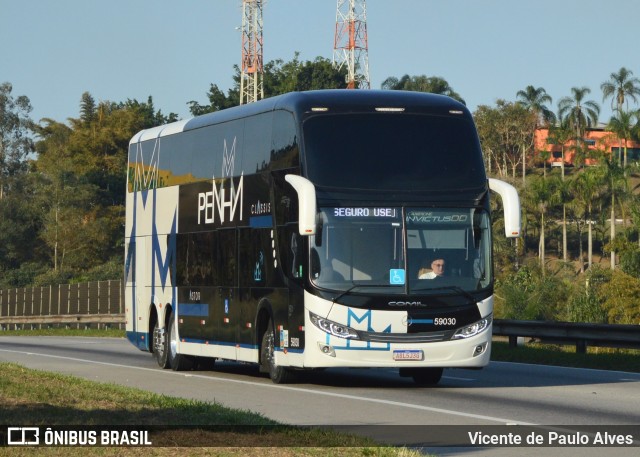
(1, 335), (639, 456)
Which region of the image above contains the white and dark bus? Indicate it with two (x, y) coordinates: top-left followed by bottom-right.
(124, 90), (520, 385)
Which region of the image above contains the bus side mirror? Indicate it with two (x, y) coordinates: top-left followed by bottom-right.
(285, 174), (317, 236)
(488, 178), (521, 238)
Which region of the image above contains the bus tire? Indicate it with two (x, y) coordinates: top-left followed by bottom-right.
(168, 312), (195, 371)
(153, 318), (170, 369)
(261, 319), (295, 384)
(403, 367), (443, 386)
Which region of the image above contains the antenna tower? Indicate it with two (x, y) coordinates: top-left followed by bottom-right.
(333, 0), (370, 89)
(240, 0), (264, 104)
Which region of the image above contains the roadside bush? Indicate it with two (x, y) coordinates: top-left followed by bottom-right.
(494, 262), (569, 320)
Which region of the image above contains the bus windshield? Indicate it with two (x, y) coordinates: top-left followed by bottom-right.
(310, 207), (492, 294)
(302, 113), (486, 191)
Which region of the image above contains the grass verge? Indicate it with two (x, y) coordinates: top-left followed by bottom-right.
(0, 362), (426, 457)
(491, 340), (640, 373)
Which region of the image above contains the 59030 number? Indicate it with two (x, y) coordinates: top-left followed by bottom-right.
(434, 317), (456, 326)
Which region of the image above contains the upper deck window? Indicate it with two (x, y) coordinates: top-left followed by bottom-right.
(302, 113), (485, 191)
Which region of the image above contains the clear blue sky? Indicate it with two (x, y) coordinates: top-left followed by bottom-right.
(2, 0), (638, 125)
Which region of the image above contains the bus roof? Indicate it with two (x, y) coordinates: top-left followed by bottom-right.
(129, 90), (470, 144)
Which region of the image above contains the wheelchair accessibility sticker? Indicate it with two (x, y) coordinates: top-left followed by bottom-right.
(390, 269), (405, 285)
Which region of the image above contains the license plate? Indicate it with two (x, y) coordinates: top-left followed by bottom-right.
(393, 350), (424, 361)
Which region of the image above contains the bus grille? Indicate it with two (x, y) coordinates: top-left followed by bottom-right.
(358, 330), (454, 343)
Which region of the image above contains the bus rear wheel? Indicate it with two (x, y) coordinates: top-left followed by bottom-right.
(168, 312), (195, 371)
(153, 319), (170, 369)
(261, 319), (295, 384)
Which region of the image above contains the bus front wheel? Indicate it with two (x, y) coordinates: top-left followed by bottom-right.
(261, 319), (295, 384)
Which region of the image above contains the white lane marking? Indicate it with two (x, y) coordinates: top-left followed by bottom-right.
(491, 360), (640, 378)
(442, 375), (474, 382)
(0, 348), (532, 426)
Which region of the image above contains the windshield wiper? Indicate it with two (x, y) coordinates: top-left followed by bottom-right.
(332, 283), (395, 304)
(419, 285), (477, 303)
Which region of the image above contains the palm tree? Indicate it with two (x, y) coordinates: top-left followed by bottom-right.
(601, 67), (640, 114)
(527, 176), (560, 272)
(516, 85), (556, 127)
(571, 168), (604, 270)
(555, 178), (572, 263)
(601, 158), (628, 269)
(558, 87), (600, 159)
(607, 109), (640, 169)
(546, 117), (574, 179)
(516, 86), (556, 185)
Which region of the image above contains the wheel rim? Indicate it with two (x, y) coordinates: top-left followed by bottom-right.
(154, 324), (166, 359)
(265, 329), (278, 377)
(169, 316), (178, 360)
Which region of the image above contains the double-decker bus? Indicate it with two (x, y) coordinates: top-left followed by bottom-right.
(125, 90), (520, 385)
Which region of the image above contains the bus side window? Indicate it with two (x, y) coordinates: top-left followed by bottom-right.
(310, 247), (321, 280)
(271, 110), (299, 170)
(175, 234), (189, 286)
(290, 232), (303, 279)
(217, 229), (237, 288)
(279, 227), (304, 282)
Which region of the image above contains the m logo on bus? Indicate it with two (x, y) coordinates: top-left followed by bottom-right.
(197, 137), (244, 225)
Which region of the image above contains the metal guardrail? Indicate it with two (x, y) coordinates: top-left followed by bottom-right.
(493, 319), (640, 353)
(0, 314), (125, 328)
(0, 280), (124, 330)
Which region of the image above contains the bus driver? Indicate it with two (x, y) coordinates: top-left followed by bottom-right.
(418, 258), (446, 279)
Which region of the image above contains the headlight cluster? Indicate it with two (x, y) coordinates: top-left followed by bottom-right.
(309, 312), (360, 339)
(452, 316), (492, 339)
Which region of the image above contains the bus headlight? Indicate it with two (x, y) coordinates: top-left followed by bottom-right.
(309, 312), (360, 340)
(451, 316), (492, 340)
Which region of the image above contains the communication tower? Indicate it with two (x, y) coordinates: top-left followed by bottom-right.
(333, 0), (370, 89)
(240, 0), (264, 104)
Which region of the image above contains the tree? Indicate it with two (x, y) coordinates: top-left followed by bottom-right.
(265, 55), (346, 94)
(34, 93), (161, 275)
(546, 118), (574, 179)
(571, 168), (605, 270)
(0, 82), (34, 200)
(79, 92), (97, 125)
(381, 74), (465, 104)
(188, 54), (347, 116)
(600, 67), (640, 115)
(188, 83), (239, 116)
(118, 96), (178, 128)
(607, 109), (640, 169)
(558, 87), (600, 160)
(35, 119), (99, 271)
(555, 177), (572, 263)
(297, 57), (347, 90)
(565, 266), (609, 323)
(516, 85), (556, 127)
(601, 157), (628, 270)
(516, 85), (556, 185)
(474, 100), (536, 179)
(0, 172), (44, 275)
(597, 270), (640, 323)
(527, 175), (561, 271)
